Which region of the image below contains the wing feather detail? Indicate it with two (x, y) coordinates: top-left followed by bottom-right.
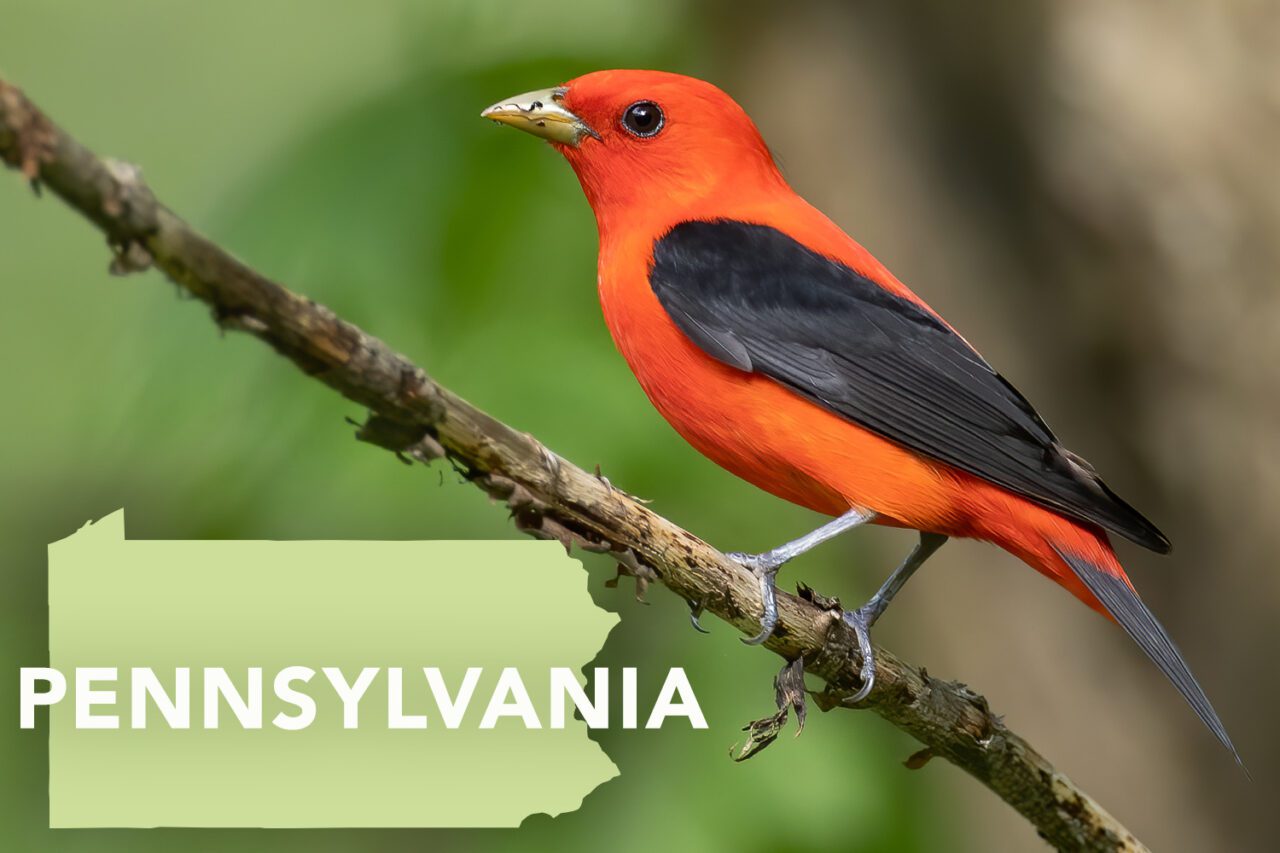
(649, 219), (1170, 553)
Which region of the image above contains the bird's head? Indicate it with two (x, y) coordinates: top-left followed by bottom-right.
(482, 70), (783, 223)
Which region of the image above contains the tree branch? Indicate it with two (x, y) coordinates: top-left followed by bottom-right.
(1, 78), (1146, 853)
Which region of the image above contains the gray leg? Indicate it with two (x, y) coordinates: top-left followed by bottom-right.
(727, 508), (877, 646)
(842, 532), (948, 704)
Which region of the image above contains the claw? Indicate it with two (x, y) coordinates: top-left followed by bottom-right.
(840, 607), (877, 705)
(742, 577), (778, 645)
(727, 552), (782, 646)
(687, 599), (711, 634)
(536, 442), (561, 480)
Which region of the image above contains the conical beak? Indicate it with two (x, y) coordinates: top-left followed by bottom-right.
(481, 86), (599, 147)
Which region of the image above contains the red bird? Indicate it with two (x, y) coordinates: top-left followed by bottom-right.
(483, 70), (1237, 759)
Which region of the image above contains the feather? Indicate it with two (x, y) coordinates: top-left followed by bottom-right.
(1056, 547), (1243, 768)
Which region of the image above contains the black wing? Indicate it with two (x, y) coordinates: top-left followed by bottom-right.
(649, 219), (1170, 553)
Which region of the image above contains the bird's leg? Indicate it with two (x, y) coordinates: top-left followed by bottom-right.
(841, 532), (948, 704)
(728, 508), (877, 646)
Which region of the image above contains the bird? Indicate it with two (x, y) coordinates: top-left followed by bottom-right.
(482, 69), (1239, 762)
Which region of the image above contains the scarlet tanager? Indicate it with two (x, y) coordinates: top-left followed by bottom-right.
(483, 70), (1238, 761)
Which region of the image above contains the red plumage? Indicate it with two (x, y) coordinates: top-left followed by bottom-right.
(485, 69), (1239, 760)
(561, 70), (1121, 612)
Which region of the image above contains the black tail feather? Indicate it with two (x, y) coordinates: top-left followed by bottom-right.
(1055, 547), (1245, 771)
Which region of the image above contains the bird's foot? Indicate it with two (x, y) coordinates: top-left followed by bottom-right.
(839, 606), (878, 705)
(726, 551), (787, 646)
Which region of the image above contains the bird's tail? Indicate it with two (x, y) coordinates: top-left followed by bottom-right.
(1010, 518), (1243, 767)
(1052, 544), (1243, 767)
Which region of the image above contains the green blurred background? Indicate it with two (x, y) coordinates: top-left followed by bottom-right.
(3, 1), (1276, 851)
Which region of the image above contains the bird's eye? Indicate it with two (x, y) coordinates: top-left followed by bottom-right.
(621, 101), (664, 138)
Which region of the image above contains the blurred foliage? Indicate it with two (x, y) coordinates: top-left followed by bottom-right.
(0, 2), (952, 852)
